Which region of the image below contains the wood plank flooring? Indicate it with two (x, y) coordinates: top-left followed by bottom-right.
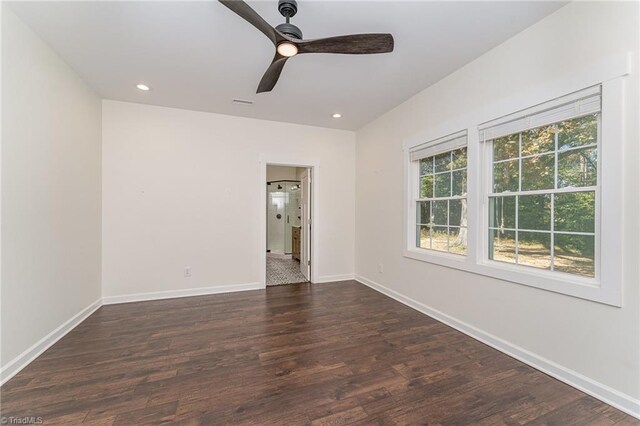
(1, 281), (637, 425)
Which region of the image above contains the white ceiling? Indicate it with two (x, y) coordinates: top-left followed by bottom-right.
(8, 1), (566, 130)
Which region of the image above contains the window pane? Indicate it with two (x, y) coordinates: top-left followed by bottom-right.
(434, 152), (451, 172)
(420, 157), (434, 175)
(521, 125), (555, 156)
(452, 148), (467, 169)
(517, 231), (551, 270)
(420, 175), (433, 198)
(413, 144), (467, 257)
(493, 159), (519, 192)
(489, 230), (516, 264)
(554, 192), (595, 233)
(558, 147), (597, 188)
(486, 112), (599, 278)
(417, 225), (431, 249)
(489, 196), (516, 229)
(521, 153), (554, 191)
(493, 134), (519, 161)
(557, 114), (598, 150)
(434, 173), (451, 198)
(449, 227), (467, 255)
(449, 200), (462, 227)
(417, 201), (431, 225)
(433, 200), (448, 225)
(518, 194), (551, 231)
(432, 226), (448, 252)
(554, 234), (595, 277)
(452, 170), (466, 196)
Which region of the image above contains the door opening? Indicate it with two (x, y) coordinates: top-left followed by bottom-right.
(265, 165), (312, 286)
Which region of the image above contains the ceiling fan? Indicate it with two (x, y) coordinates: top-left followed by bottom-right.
(219, 0), (394, 93)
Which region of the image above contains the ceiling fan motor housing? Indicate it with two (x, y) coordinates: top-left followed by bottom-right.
(278, 0), (297, 18)
(276, 22), (302, 39)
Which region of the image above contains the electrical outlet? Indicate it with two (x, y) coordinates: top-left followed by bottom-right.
(378, 263), (384, 274)
(184, 267), (192, 278)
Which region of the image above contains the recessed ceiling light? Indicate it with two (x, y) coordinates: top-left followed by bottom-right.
(136, 84), (150, 91)
(332, 113), (342, 119)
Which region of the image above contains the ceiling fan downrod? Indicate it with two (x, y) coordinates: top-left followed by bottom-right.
(276, 0), (302, 39)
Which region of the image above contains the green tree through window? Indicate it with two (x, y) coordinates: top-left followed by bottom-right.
(417, 147), (467, 255)
(489, 114), (598, 277)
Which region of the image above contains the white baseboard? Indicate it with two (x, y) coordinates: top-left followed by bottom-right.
(355, 274), (640, 419)
(102, 282), (263, 305)
(315, 274), (354, 283)
(0, 298), (102, 386)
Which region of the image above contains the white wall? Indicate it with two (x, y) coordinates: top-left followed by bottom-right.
(1, 8), (102, 372)
(102, 101), (355, 297)
(266, 165), (297, 182)
(355, 0), (639, 414)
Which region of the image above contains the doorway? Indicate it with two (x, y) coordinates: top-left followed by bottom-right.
(264, 164), (312, 286)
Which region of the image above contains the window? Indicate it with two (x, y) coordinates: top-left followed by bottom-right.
(411, 132), (468, 255)
(404, 79), (624, 306)
(482, 86), (601, 279)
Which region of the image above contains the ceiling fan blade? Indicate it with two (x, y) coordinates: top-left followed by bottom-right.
(218, 0), (278, 45)
(297, 33), (394, 55)
(257, 53), (289, 93)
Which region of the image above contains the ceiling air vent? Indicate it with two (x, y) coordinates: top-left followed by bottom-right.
(233, 98), (254, 106)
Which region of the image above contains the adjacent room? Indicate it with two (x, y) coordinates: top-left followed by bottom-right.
(266, 165), (311, 286)
(1, 0), (639, 424)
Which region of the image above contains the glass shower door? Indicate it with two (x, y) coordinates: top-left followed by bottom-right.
(284, 183), (301, 253)
(267, 181), (301, 255)
(267, 183), (286, 254)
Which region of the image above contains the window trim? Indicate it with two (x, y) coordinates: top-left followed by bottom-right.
(403, 77), (626, 307)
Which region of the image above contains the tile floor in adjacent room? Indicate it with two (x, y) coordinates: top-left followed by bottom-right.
(266, 256), (308, 286)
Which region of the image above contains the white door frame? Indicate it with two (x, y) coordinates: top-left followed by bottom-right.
(259, 156), (319, 287)
(299, 169), (311, 281)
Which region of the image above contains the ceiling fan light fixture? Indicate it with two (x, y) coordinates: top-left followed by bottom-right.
(332, 113), (342, 119)
(277, 42), (298, 57)
(136, 83), (150, 91)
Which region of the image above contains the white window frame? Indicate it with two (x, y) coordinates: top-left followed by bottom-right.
(403, 75), (626, 307)
(405, 131), (477, 269)
(410, 131), (469, 257)
(480, 85), (602, 280)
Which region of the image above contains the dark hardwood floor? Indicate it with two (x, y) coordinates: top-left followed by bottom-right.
(1, 281), (637, 425)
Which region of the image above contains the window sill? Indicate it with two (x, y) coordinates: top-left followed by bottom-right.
(403, 248), (621, 307)
(404, 247), (469, 268)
